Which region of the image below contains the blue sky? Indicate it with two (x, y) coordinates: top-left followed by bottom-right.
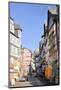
(10, 2), (56, 52)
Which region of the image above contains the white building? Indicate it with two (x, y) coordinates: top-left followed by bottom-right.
(9, 17), (22, 85)
(10, 17), (22, 64)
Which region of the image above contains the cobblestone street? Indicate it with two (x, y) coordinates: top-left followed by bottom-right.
(10, 75), (47, 87)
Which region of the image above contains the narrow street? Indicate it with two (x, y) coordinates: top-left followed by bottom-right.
(9, 4), (59, 87)
(10, 74), (48, 87)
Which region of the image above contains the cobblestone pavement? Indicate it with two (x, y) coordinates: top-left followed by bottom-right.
(10, 75), (46, 87)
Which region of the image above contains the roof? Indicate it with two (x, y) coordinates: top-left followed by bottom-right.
(21, 47), (32, 54)
(10, 17), (14, 21)
(49, 6), (58, 15)
(14, 23), (22, 31)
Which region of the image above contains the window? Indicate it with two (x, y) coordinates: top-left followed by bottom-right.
(18, 48), (20, 56)
(10, 34), (20, 47)
(10, 44), (20, 57)
(14, 48), (18, 56)
(10, 34), (15, 44)
(10, 19), (14, 33)
(10, 57), (14, 64)
(14, 47), (20, 57)
(10, 45), (15, 56)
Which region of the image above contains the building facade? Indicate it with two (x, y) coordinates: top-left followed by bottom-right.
(9, 17), (22, 85)
(40, 6), (59, 66)
(20, 48), (32, 79)
(47, 6), (59, 65)
(39, 5), (59, 84)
